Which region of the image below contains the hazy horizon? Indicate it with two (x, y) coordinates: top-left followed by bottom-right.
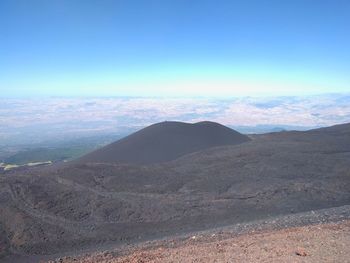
(1, 1), (349, 144)
(1, 94), (349, 148)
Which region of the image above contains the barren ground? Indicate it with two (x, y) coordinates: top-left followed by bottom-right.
(1, 123), (349, 262)
(49, 219), (350, 263)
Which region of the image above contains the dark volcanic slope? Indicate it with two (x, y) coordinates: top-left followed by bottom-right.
(77, 121), (251, 165)
(0, 122), (349, 260)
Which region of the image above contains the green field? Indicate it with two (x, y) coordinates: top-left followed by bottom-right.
(4, 147), (92, 165)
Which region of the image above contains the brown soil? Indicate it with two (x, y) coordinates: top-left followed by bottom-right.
(50, 220), (350, 263)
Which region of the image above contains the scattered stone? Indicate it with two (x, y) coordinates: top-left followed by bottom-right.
(295, 247), (307, 256)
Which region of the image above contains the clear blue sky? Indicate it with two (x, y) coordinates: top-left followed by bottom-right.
(1, 0), (349, 97)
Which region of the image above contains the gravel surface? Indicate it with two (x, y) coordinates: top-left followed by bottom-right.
(45, 205), (350, 263)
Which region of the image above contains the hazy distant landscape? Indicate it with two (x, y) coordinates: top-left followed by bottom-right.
(1, 94), (350, 166)
(3, 95), (350, 146)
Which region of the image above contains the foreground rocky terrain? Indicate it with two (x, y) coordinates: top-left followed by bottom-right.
(47, 208), (350, 263)
(0, 122), (349, 261)
(60, 221), (350, 263)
